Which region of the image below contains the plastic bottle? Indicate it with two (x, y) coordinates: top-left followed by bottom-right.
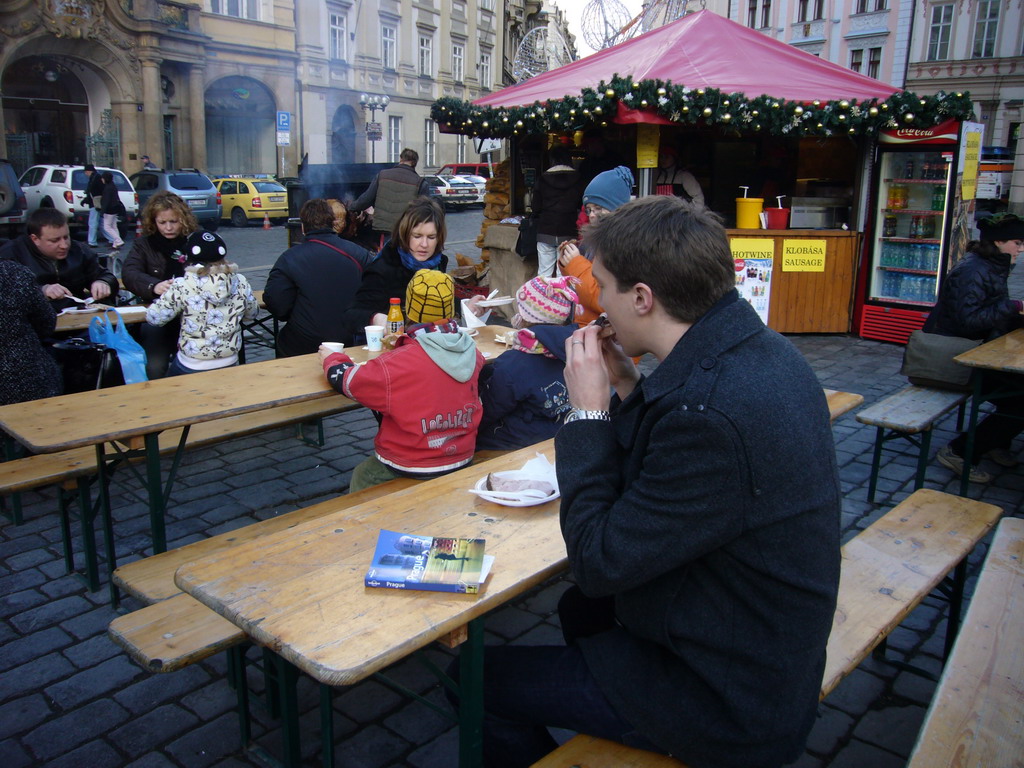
(386, 297), (404, 336)
(931, 186), (945, 211)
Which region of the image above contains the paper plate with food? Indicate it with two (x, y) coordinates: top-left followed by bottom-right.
(469, 454), (559, 507)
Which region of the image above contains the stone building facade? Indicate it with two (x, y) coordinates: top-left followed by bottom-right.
(0, 0), (516, 177)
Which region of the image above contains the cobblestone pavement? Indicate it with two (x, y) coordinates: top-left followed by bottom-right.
(1, 261), (1021, 768)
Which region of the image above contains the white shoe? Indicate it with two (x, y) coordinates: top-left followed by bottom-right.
(936, 445), (992, 484)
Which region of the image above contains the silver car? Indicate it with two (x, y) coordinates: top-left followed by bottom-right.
(129, 168), (221, 230)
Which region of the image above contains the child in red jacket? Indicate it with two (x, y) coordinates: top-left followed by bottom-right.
(319, 270), (484, 492)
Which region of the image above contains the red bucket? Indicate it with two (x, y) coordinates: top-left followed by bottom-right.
(764, 207), (790, 229)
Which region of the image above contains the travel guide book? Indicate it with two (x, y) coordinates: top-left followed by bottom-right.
(365, 529), (493, 594)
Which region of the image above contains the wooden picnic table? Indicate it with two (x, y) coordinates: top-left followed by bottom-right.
(175, 439), (564, 768)
(953, 327), (1024, 494)
(54, 304), (149, 333)
(0, 326), (513, 553)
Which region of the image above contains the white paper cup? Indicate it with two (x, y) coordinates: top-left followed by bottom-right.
(365, 325), (384, 352)
(322, 342), (345, 354)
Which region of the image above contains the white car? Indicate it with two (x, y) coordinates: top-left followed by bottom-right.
(459, 174), (488, 206)
(423, 174), (480, 210)
(18, 164), (139, 235)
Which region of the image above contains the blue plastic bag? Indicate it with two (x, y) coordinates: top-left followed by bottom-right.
(89, 308), (149, 384)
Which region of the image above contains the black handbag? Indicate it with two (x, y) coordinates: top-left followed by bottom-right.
(900, 330), (981, 391)
(515, 215), (539, 262)
(51, 337), (125, 393)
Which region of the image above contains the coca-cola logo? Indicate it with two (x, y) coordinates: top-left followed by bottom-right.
(894, 129), (934, 137)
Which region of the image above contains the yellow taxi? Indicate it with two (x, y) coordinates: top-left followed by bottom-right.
(212, 175), (288, 227)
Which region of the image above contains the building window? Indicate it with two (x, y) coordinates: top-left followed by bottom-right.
(329, 11), (347, 61)
(453, 0), (466, 18)
(748, 0), (757, 27)
(419, 34), (433, 76)
(849, 49), (863, 73)
(381, 23), (397, 69)
(867, 47), (881, 78)
(480, 0), (495, 10)
(927, 4), (954, 61)
(760, 0), (772, 28)
(798, 0), (824, 21)
(388, 116), (402, 164)
(452, 42), (465, 82)
(211, 0), (258, 20)
(456, 134), (466, 163)
(424, 119), (436, 167)
(479, 51), (491, 87)
(972, 0), (999, 58)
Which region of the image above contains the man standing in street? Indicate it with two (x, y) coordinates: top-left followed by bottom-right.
(349, 147), (428, 247)
(83, 164), (115, 249)
(1, 208), (118, 311)
(456, 195), (841, 768)
(141, 155), (157, 170)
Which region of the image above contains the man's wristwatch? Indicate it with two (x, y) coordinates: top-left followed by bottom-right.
(563, 408), (611, 424)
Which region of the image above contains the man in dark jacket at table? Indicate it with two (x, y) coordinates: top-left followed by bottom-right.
(0, 208), (118, 312)
(456, 196), (842, 768)
(349, 147), (428, 244)
(263, 198), (374, 356)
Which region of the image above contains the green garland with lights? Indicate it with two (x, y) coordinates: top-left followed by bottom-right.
(431, 74), (975, 139)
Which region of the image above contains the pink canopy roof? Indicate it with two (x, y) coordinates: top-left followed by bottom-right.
(475, 10), (899, 110)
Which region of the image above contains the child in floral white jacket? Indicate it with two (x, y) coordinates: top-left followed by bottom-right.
(145, 230), (259, 375)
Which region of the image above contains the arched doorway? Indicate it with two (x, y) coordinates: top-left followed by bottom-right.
(204, 76), (276, 176)
(2, 55), (89, 171)
(331, 105), (358, 164)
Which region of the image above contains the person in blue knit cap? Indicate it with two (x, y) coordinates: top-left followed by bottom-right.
(556, 165), (634, 325)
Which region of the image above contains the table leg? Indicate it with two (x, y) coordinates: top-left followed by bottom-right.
(272, 653), (302, 768)
(458, 617), (485, 768)
(143, 433), (168, 553)
(959, 372), (985, 497)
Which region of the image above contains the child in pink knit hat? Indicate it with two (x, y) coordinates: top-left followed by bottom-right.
(475, 276), (581, 450)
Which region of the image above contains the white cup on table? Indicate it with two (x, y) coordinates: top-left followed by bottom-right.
(364, 325), (384, 352)
(322, 342), (345, 354)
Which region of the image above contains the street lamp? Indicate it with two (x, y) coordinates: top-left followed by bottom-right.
(359, 93), (391, 163)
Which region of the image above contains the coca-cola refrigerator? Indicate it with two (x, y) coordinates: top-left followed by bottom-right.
(854, 119), (984, 343)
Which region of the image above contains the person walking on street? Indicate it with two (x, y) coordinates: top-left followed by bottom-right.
(349, 148), (429, 246)
(141, 155), (157, 170)
(84, 164), (116, 249)
(99, 172), (125, 250)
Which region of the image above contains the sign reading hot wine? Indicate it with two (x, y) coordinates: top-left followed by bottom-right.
(782, 240), (827, 272)
(731, 238), (775, 326)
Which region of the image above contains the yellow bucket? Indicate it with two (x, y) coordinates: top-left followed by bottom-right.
(735, 197), (764, 229)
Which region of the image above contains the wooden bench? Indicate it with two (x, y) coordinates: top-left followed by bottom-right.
(530, 489), (1003, 768)
(108, 448), (512, 671)
(855, 385), (968, 503)
(906, 516), (1024, 768)
(1, 397), (357, 591)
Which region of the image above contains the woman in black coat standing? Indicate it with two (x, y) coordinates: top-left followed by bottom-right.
(0, 260), (62, 404)
(924, 213), (1024, 481)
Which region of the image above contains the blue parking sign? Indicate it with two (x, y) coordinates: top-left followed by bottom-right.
(277, 111), (291, 131)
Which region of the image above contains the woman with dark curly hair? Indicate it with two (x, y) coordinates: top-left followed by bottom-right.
(122, 191), (200, 378)
(924, 213), (1024, 482)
